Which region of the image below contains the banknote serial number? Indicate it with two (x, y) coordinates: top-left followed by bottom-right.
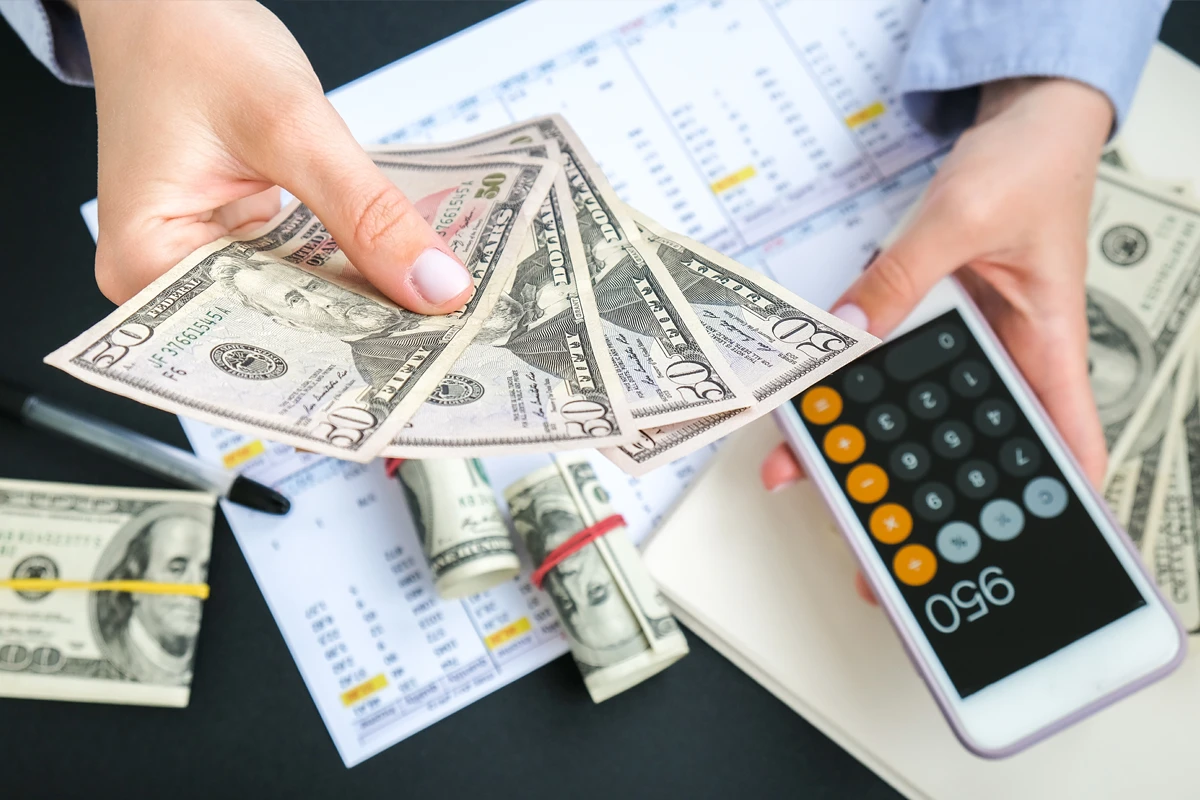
(148, 308), (232, 376)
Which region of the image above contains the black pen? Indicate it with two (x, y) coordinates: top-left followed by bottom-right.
(0, 380), (290, 515)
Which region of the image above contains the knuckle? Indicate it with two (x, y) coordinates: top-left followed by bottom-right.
(351, 184), (421, 254)
(93, 245), (126, 304)
(868, 251), (920, 304)
(938, 183), (993, 236)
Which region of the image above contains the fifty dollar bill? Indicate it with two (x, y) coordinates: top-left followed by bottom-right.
(601, 208), (879, 475)
(374, 115), (756, 427)
(46, 156), (558, 461)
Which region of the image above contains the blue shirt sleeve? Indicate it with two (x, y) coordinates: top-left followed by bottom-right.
(0, 0), (91, 86)
(898, 0), (1170, 135)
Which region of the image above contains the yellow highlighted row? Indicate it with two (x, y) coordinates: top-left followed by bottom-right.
(485, 616), (531, 650)
(710, 165), (757, 194)
(845, 100), (886, 129)
(0, 579), (210, 599)
(222, 439), (265, 469)
(341, 673), (387, 707)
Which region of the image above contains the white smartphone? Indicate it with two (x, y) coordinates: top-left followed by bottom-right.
(773, 277), (1186, 758)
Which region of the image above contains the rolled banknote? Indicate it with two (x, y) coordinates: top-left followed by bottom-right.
(0, 479), (215, 707)
(504, 453), (688, 702)
(396, 459), (520, 599)
(46, 154), (559, 462)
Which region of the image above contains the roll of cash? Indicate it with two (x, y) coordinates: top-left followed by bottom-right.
(504, 453), (688, 702)
(0, 479), (216, 708)
(396, 458), (520, 599)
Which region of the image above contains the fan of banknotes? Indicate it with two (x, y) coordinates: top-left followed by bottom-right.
(1094, 148), (1200, 637)
(44, 114), (877, 477)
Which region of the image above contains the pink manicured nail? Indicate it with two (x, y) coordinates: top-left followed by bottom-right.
(410, 249), (471, 305)
(831, 303), (870, 331)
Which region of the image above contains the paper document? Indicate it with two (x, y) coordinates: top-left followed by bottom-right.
(183, 418), (710, 766)
(79, 0), (952, 766)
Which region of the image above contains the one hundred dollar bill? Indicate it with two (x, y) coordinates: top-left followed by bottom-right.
(504, 454), (688, 702)
(1140, 355), (1200, 632)
(384, 170), (640, 456)
(395, 459), (520, 599)
(376, 115), (755, 427)
(46, 156), (558, 462)
(601, 211), (879, 475)
(1088, 165), (1200, 475)
(0, 480), (215, 707)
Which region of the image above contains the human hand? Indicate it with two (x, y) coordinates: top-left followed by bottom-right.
(78, 0), (472, 313)
(832, 78), (1113, 486)
(763, 78), (1113, 602)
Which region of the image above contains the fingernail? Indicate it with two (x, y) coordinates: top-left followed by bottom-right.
(768, 482), (791, 493)
(831, 303), (870, 331)
(410, 249), (472, 305)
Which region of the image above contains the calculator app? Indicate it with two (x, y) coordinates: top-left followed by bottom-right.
(794, 310), (1146, 697)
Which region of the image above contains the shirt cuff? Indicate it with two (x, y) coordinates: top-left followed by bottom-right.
(0, 0), (92, 86)
(897, 0), (1168, 137)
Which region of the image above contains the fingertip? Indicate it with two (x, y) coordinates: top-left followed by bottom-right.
(761, 442), (805, 491)
(408, 248), (473, 311)
(854, 571), (879, 606)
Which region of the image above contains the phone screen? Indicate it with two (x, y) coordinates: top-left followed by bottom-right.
(793, 310), (1146, 697)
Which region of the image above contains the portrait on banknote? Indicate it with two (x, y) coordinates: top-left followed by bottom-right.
(92, 502), (212, 686)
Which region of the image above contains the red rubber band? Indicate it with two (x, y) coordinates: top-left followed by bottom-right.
(530, 514), (626, 590)
(384, 458), (406, 478)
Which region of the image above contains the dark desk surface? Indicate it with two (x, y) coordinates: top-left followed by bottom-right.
(3, 3), (1199, 797)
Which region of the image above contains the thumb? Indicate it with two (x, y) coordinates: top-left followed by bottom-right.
(257, 100), (473, 315)
(833, 191), (980, 336)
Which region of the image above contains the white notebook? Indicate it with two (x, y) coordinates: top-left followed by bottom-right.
(642, 44), (1200, 800)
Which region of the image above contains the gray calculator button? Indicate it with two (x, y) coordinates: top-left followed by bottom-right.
(884, 323), (967, 381)
(914, 482), (955, 522)
(936, 522), (982, 564)
(843, 366), (884, 404)
(866, 404), (907, 441)
(949, 360), (990, 397)
(908, 382), (949, 420)
(932, 420), (973, 459)
(999, 438), (1041, 477)
(975, 399), (1016, 437)
(956, 460), (997, 500)
(1024, 477), (1069, 519)
(890, 443), (930, 481)
(980, 499), (1025, 541)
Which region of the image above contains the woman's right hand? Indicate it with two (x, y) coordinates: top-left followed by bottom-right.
(78, 0), (473, 312)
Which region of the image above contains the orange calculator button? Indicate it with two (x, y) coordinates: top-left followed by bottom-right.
(869, 503), (912, 544)
(823, 424), (865, 464)
(846, 463), (888, 504)
(801, 387), (842, 425)
(894, 544), (937, 586)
